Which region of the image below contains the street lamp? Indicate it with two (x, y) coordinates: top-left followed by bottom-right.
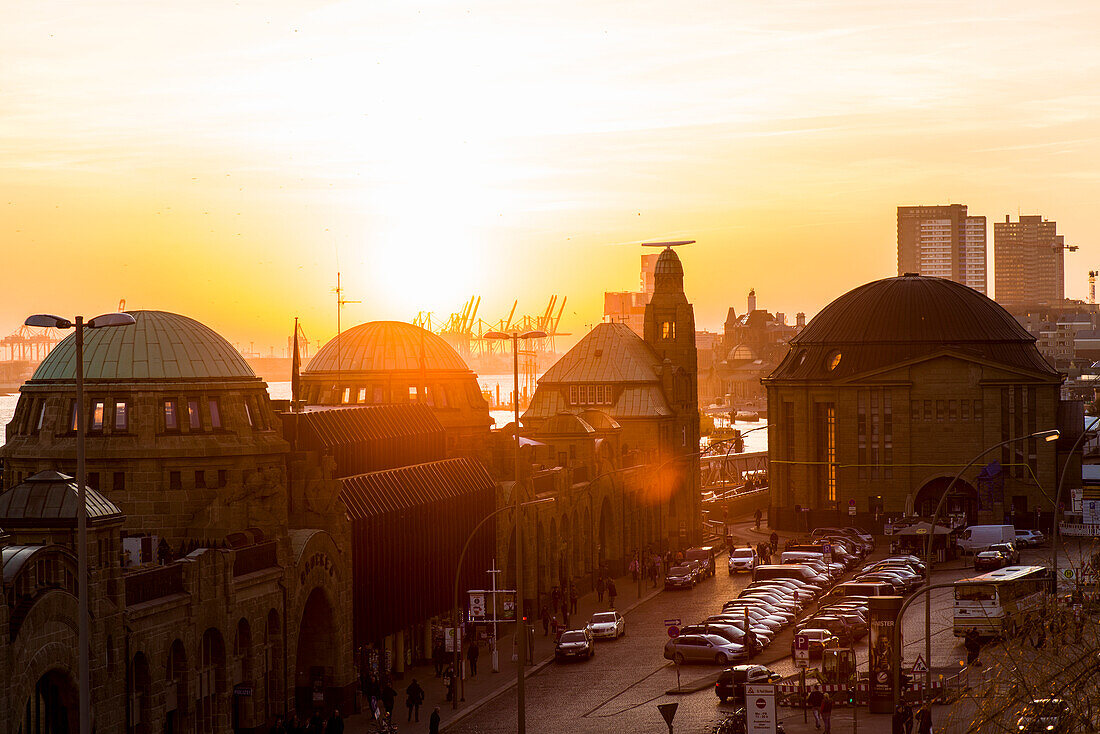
(916, 428), (1059, 693)
(483, 328), (545, 734)
(25, 311), (136, 734)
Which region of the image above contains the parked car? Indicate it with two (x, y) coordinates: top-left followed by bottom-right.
(1015, 698), (1078, 733)
(680, 624), (761, 655)
(728, 547), (758, 574)
(685, 546), (718, 577)
(665, 565), (695, 590)
(555, 629), (595, 661)
(715, 664), (782, 702)
(797, 615), (855, 647)
(586, 611), (625, 639)
(684, 560), (706, 582)
(988, 542), (1020, 565)
(664, 634), (747, 665)
(973, 547), (1009, 571)
(1015, 529), (1045, 547)
(789, 628), (839, 658)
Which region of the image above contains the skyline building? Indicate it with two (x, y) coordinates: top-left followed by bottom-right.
(897, 204), (987, 294)
(994, 214), (1067, 309)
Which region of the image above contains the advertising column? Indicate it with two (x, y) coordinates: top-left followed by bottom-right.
(868, 595), (904, 714)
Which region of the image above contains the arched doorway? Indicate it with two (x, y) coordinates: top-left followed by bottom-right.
(20, 669), (78, 734)
(166, 639), (189, 734)
(197, 628), (227, 734)
(598, 496), (614, 572)
(914, 477), (979, 524)
(296, 587), (336, 714)
(130, 652), (152, 734)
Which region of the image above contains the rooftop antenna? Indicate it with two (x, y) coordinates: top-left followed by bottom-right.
(641, 240), (695, 248)
(333, 271), (361, 372)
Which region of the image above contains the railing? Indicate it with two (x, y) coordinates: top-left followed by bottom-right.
(232, 541), (278, 577)
(1059, 523), (1100, 537)
(125, 563), (184, 606)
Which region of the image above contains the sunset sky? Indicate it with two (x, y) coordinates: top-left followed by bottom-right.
(3, 0), (1100, 353)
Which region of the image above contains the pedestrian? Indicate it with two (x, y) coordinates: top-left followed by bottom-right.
(308, 711), (324, 734)
(901, 701), (914, 734)
(892, 703), (906, 734)
(630, 557), (639, 583)
(442, 665), (455, 701)
(551, 585), (562, 611)
(607, 579), (618, 609)
(541, 606), (551, 636)
(285, 715), (300, 734)
(381, 680), (396, 718)
(964, 628), (981, 666)
(550, 614), (560, 637)
(769, 531), (779, 554)
(754, 507), (762, 530)
(917, 703), (932, 734)
(596, 576), (606, 602)
(429, 706), (441, 734)
(820, 692), (833, 733)
(270, 715), (286, 734)
(807, 688), (823, 729)
(467, 641), (479, 677)
(325, 709), (343, 734)
(1031, 621), (1046, 649)
(562, 607), (570, 629)
(406, 678), (424, 722)
(569, 583), (578, 614)
(432, 641), (444, 677)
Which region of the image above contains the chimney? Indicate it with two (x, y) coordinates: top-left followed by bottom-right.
(747, 288), (757, 313)
(796, 312), (806, 328)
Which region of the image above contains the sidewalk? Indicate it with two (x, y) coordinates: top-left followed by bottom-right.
(345, 567), (664, 734)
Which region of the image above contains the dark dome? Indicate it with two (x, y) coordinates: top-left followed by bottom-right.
(792, 274), (1034, 345)
(653, 247), (684, 278)
(770, 274), (1057, 380)
(304, 321), (471, 374)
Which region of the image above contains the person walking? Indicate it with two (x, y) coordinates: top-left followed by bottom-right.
(324, 710), (343, 734)
(901, 701), (914, 734)
(432, 641), (445, 677)
(466, 641), (479, 677)
(569, 583), (578, 614)
(917, 703), (932, 734)
(754, 507), (762, 530)
(443, 665), (456, 702)
(551, 585), (562, 612)
(429, 707), (441, 734)
(807, 688), (823, 729)
(607, 579), (618, 609)
(406, 678), (424, 722)
(769, 531), (779, 554)
(820, 693), (833, 734)
(596, 576), (606, 602)
(381, 680), (396, 719)
(630, 556), (639, 583)
(964, 628), (981, 666)
(892, 703), (906, 734)
(541, 606), (551, 636)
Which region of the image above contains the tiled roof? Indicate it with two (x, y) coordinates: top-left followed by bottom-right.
(0, 471), (124, 527)
(288, 404), (444, 449)
(539, 323), (661, 384)
(305, 321), (471, 374)
(32, 311), (255, 382)
(339, 458), (495, 519)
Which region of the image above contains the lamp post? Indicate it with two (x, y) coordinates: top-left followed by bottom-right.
(917, 428), (1059, 693)
(25, 311), (136, 734)
(483, 329), (545, 734)
(1052, 420), (1099, 585)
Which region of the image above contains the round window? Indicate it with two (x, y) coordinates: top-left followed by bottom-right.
(827, 352), (842, 371)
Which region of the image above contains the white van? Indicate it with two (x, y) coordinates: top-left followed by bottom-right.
(957, 525), (1015, 554)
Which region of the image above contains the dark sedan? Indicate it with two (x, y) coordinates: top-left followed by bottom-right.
(715, 664), (782, 702)
(665, 565), (696, 590)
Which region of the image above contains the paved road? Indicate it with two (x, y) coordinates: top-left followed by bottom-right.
(446, 530), (1081, 734)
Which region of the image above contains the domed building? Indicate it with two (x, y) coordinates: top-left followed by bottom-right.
(764, 274), (1074, 531)
(300, 321), (492, 460)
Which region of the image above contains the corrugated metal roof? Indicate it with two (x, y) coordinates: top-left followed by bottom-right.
(0, 470), (124, 527)
(288, 404), (444, 449)
(2, 544), (76, 583)
(32, 310), (255, 382)
(539, 323), (661, 384)
(339, 458), (495, 519)
(304, 321), (471, 374)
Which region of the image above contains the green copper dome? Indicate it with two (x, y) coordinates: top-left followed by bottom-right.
(31, 310), (255, 381)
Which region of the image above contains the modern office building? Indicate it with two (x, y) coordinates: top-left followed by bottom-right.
(897, 204), (986, 294)
(994, 215), (1068, 309)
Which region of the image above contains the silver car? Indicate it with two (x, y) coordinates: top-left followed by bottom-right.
(664, 633), (746, 665)
(586, 611), (625, 640)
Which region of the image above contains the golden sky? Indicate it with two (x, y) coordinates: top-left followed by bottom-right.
(3, 0), (1100, 353)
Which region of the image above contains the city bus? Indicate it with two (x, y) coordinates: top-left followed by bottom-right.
(953, 565), (1048, 638)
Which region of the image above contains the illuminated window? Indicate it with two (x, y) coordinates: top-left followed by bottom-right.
(188, 399), (201, 430)
(358, 387), (367, 403)
(827, 352), (842, 371)
(408, 386), (418, 402)
(91, 400), (104, 431)
(70, 400), (78, 432)
(164, 400), (178, 431)
(208, 399), (221, 429)
(661, 321), (676, 340)
(343, 387), (352, 404)
(114, 401), (128, 431)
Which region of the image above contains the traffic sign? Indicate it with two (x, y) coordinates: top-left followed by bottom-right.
(667, 625), (680, 638)
(822, 543), (832, 564)
(657, 702), (678, 731)
(664, 618), (682, 627)
(746, 684), (777, 733)
(1062, 568), (1076, 580)
(793, 633), (809, 668)
(911, 654), (928, 675)
(794, 634), (809, 650)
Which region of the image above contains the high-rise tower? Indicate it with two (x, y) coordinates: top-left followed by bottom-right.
(897, 204), (986, 293)
(994, 215), (1067, 308)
